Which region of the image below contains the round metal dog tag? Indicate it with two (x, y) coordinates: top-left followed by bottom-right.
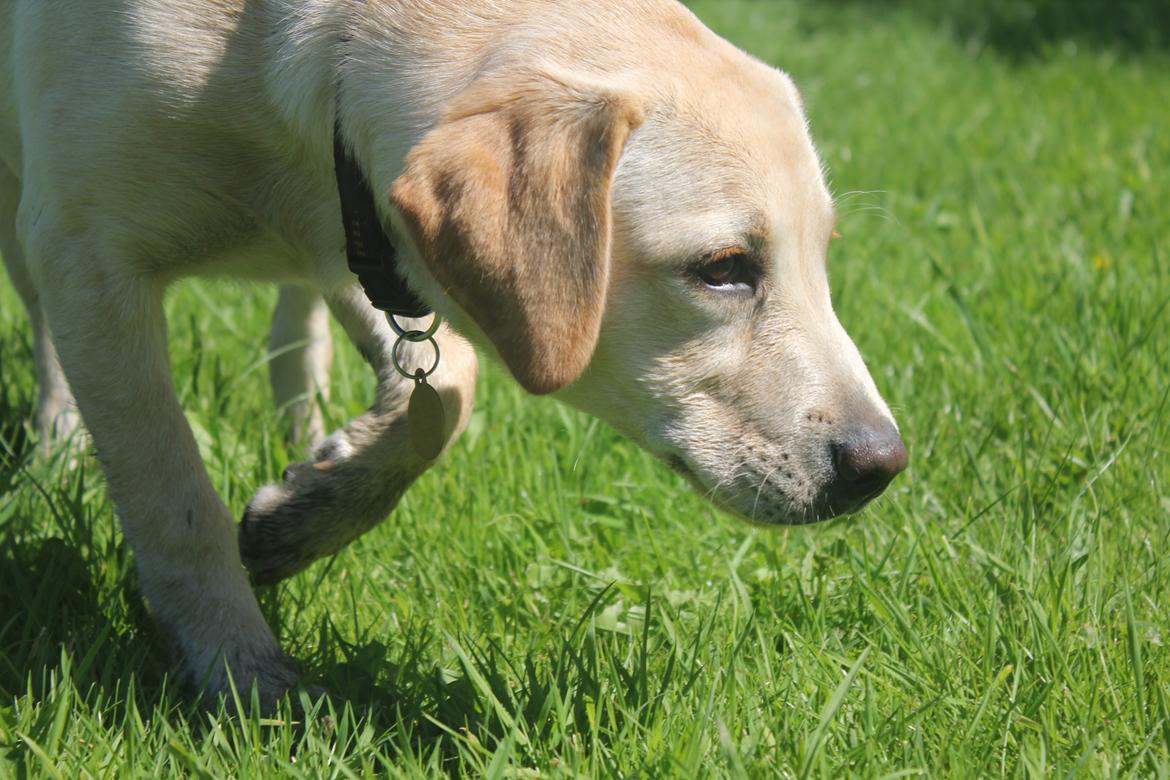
(408, 372), (446, 461)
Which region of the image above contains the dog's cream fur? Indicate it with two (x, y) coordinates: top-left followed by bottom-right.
(1, 0), (900, 702)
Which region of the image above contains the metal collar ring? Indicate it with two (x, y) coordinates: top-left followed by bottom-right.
(392, 334), (441, 380)
(387, 312), (442, 342)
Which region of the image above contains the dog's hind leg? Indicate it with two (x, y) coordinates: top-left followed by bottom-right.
(239, 284), (478, 584)
(0, 169), (79, 453)
(29, 232), (295, 704)
(268, 284), (332, 451)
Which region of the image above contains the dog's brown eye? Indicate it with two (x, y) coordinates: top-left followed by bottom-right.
(693, 250), (757, 293)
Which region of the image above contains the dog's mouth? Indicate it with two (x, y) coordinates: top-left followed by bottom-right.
(666, 454), (727, 504)
(666, 454), (700, 484)
(665, 453), (850, 526)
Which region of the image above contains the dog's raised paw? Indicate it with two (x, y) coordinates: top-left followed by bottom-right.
(239, 472), (338, 585)
(240, 456), (414, 585)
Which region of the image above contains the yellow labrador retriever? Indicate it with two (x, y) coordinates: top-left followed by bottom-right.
(0, 0), (907, 702)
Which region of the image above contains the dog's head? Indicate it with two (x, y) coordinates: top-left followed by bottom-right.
(389, 18), (906, 524)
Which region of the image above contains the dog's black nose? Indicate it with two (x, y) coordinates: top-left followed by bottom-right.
(827, 421), (908, 509)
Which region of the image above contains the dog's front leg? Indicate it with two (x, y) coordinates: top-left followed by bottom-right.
(33, 257), (294, 704)
(239, 285), (477, 584)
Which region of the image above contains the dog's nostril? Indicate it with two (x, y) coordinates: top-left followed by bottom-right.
(828, 422), (908, 506)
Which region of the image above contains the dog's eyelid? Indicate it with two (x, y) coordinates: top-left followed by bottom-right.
(711, 245), (749, 259)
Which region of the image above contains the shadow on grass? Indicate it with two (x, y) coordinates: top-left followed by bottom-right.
(269, 587), (674, 770)
(0, 414), (176, 761)
(0, 532), (179, 780)
(289, 620), (592, 761)
(0, 521), (647, 771)
(0, 347), (35, 489)
(1, 382), (657, 770)
(805, 0), (1169, 57)
(0, 534), (169, 700)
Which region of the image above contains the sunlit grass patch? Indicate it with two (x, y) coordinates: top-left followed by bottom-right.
(1, 1), (1168, 776)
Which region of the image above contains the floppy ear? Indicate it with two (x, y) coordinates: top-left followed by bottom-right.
(390, 71), (644, 395)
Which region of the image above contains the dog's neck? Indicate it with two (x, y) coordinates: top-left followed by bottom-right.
(332, 99), (430, 318)
(246, 3), (447, 306)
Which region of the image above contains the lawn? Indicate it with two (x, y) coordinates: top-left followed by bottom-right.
(2, 0), (1169, 776)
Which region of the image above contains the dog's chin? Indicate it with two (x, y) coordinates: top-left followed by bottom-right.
(665, 454), (853, 526)
(665, 454), (720, 501)
(727, 499), (854, 527)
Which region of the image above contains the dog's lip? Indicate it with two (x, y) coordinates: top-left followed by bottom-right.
(667, 453), (865, 526)
(667, 454), (711, 496)
(812, 482), (889, 520)
(667, 454), (696, 479)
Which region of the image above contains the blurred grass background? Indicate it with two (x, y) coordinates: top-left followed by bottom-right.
(815, 0), (1168, 54)
(1, 0), (1169, 776)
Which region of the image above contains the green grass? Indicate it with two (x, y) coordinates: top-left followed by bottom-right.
(2, 1), (1169, 776)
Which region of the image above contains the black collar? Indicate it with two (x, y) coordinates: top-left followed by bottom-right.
(333, 116), (430, 318)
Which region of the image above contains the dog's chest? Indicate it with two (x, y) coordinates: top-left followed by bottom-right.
(162, 161), (349, 288)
